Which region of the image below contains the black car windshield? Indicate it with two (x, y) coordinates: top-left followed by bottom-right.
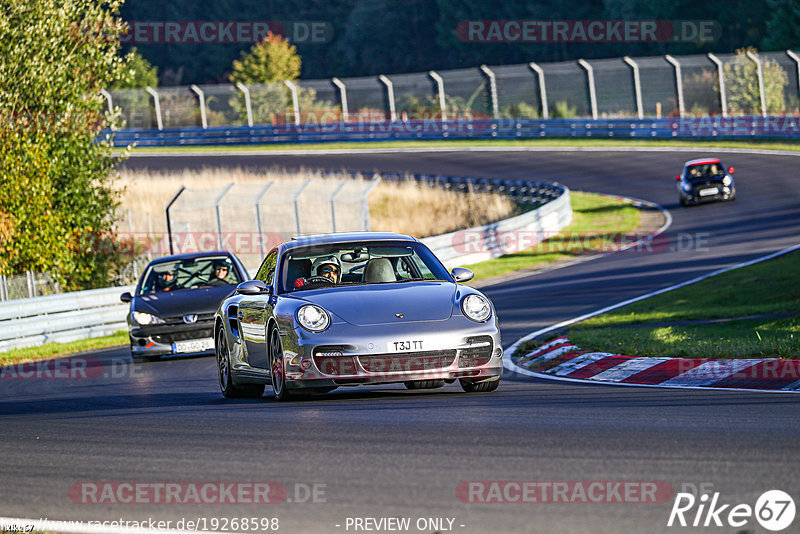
(686, 163), (726, 180)
(280, 241), (451, 293)
(138, 256), (242, 294)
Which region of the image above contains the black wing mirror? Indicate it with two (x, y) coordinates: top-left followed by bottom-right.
(120, 292), (132, 303)
(451, 267), (474, 283)
(236, 280), (270, 295)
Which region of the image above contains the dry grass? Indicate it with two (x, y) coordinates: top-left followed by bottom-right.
(115, 167), (516, 238)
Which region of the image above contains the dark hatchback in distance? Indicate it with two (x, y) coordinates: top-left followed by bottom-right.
(676, 157), (736, 206)
(121, 251), (248, 361)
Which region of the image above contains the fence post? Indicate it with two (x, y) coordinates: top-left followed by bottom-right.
(214, 183), (235, 250)
(479, 65), (499, 120)
(146, 212), (154, 261)
(145, 87), (163, 130)
(362, 177), (381, 231)
(127, 209), (138, 279)
(378, 75), (397, 122)
(284, 80), (301, 126)
(331, 77), (349, 123)
(165, 186), (186, 255)
(235, 83), (254, 127)
(0, 274), (7, 301)
(254, 182), (274, 257)
(664, 55), (686, 118)
(528, 62), (549, 119)
(707, 53), (727, 117)
(190, 85), (208, 129)
(293, 180), (312, 235)
(787, 51), (800, 106)
(429, 71), (447, 122)
(745, 51), (768, 117)
(99, 89), (113, 115)
(623, 56), (644, 119)
(577, 59), (598, 119)
(329, 182), (347, 233)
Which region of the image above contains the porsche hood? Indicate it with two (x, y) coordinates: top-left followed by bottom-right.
(295, 282), (457, 326)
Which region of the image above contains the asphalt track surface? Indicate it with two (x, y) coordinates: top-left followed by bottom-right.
(3, 148), (800, 533)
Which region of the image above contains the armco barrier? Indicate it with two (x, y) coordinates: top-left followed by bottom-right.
(0, 176), (571, 352)
(110, 116), (800, 147)
(0, 286), (134, 352)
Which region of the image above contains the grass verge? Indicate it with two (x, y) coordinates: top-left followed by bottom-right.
(566, 250), (800, 359)
(465, 191), (642, 282)
(0, 331), (129, 366)
(129, 138), (800, 154)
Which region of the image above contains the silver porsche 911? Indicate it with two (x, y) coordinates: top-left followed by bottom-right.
(213, 232), (502, 400)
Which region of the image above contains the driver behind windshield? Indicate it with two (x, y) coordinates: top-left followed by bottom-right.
(294, 255), (341, 288)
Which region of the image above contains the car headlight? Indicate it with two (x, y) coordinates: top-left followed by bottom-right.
(461, 294), (492, 322)
(132, 311), (165, 325)
(722, 175), (732, 186)
(296, 304), (330, 333)
(681, 182), (692, 192)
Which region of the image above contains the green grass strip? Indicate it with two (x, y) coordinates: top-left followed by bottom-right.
(466, 191), (641, 282)
(0, 331), (129, 366)
(129, 138), (800, 154)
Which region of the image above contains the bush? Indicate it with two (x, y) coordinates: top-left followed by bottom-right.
(724, 47), (789, 114)
(551, 100), (578, 118)
(0, 0), (129, 290)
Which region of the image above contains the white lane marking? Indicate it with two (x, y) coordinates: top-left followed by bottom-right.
(127, 146), (800, 158)
(521, 345), (580, 367)
(661, 359), (768, 387)
(590, 357), (670, 382)
(548, 352), (610, 376)
(503, 242), (800, 393)
(504, 242), (800, 360)
(0, 517), (226, 534)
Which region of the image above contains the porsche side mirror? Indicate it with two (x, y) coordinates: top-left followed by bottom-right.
(120, 292), (132, 303)
(675, 175), (681, 181)
(236, 280), (270, 295)
(451, 267), (474, 283)
(728, 166), (735, 174)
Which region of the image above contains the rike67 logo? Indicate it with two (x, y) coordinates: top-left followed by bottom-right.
(668, 489), (795, 531)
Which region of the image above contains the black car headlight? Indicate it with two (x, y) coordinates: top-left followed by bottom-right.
(461, 294), (492, 323)
(296, 305), (331, 333)
(132, 311), (165, 325)
(722, 175), (732, 186)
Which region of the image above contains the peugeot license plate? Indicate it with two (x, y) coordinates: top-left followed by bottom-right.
(699, 187), (718, 197)
(173, 338), (214, 353)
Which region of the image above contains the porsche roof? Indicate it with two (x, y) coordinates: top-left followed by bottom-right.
(283, 232), (417, 250)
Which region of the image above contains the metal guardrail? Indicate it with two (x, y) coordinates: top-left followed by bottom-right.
(0, 286), (134, 352)
(0, 175), (571, 353)
(109, 116), (800, 146)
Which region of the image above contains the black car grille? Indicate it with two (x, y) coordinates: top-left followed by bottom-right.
(162, 313), (215, 326)
(152, 329), (213, 344)
(358, 350), (457, 373)
(458, 336), (494, 368)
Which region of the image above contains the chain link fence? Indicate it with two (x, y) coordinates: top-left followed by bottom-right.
(104, 51), (800, 130)
(0, 272), (62, 301)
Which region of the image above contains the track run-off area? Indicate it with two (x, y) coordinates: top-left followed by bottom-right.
(2, 147), (799, 533)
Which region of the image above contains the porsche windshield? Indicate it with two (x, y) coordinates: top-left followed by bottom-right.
(281, 241), (451, 292)
(138, 256), (242, 294)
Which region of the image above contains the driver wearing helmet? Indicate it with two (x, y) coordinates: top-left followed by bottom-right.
(294, 255), (341, 288)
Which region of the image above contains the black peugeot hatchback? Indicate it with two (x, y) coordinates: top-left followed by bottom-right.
(676, 158), (737, 206)
(120, 251), (248, 361)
